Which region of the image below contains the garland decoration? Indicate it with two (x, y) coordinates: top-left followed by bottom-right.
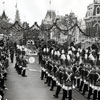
(1, 21), (88, 37)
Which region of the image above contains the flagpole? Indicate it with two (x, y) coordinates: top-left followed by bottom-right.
(2, 0), (5, 11)
(15, 0), (18, 10)
(49, 0), (52, 10)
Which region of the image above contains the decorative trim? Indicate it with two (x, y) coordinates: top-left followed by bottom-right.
(93, 21), (100, 27)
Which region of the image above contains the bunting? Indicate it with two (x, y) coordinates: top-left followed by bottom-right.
(1, 20), (88, 37)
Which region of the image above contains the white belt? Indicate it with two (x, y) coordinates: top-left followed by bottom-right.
(80, 78), (82, 82)
(46, 71), (48, 74)
(94, 86), (98, 90)
(52, 76), (56, 81)
(48, 74), (52, 77)
(22, 67), (26, 70)
(56, 81), (62, 87)
(19, 66), (22, 68)
(75, 76), (80, 79)
(62, 85), (72, 90)
(84, 80), (89, 84)
(41, 67), (46, 72)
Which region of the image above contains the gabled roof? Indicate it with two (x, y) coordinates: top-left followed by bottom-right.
(1, 10), (7, 20)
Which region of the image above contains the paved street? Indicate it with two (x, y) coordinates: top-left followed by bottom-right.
(4, 56), (87, 100)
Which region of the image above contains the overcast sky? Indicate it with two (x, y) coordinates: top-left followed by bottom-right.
(0, 0), (93, 26)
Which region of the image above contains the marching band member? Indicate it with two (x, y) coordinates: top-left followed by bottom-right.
(57, 50), (61, 60)
(50, 61), (58, 91)
(62, 67), (74, 100)
(21, 56), (28, 77)
(53, 65), (64, 98)
(40, 47), (47, 80)
(51, 48), (54, 60)
(60, 53), (66, 65)
(46, 59), (53, 86)
(38, 48), (42, 64)
(44, 59), (49, 84)
(10, 47), (14, 63)
(72, 64), (81, 88)
(82, 64), (91, 95)
(79, 64), (85, 92)
(39, 41), (100, 100)
(54, 50), (57, 61)
(40, 54), (46, 80)
(87, 67), (96, 99)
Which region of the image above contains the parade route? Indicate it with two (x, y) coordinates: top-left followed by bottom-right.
(4, 57), (87, 100)
(0, 0), (99, 100)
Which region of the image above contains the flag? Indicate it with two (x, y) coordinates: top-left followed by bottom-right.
(2, 1), (5, 4)
(15, 3), (17, 9)
(49, 0), (51, 5)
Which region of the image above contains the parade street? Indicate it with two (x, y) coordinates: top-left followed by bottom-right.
(4, 56), (87, 100)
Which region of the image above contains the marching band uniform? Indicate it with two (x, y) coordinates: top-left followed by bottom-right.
(15, 55), (22, 75)
(50, 62), (58, 91)
(62, 68), (74, 100)
(53, 66), (64, 98)
(40, 47), (47, 80)
(44, 60), (49, 84)
(60, 53), (66, 65)
(79, 64), (85, 92)
(72, 64), (81, 88)
(18, 62), (23, 75)
(92, 69), (100, 100)
(87, 70), (94, 99)
(22, 57), (28, 77)
(79, 52), (89, 92)
(10, 48), (14, 63)
(40, 56), (46, 80)
(46, 60), (53, 86)
(82, 65), (90, 95)
(38, 49), (42, 64)
(39, 41), (100, 100)
(53, 52), (66, 98)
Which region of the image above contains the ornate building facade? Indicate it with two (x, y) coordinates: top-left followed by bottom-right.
(85, 0), (100, 37)
(41, 10), (56, 40)
(15, 9), (21, 25)
(41, 10), (78, 42)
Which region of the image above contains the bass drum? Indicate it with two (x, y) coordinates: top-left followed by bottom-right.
(28, 56), (35, 64)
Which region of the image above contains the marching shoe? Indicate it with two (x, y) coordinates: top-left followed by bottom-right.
(22, 75), (27, 77)
(50, 88), (53, 91)
(53, 95), (58, 98)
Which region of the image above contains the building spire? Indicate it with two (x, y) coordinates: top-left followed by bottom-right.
(15, 9), (21, 24)
(1, 10), (7, 21)
(15, 0), (21, 24)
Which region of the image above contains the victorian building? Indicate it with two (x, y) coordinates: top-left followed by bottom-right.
(41, 10), (56, 39)
(0, 11), (11, 34)
(42, 10), (56, 25)
(85, 0), (100, 37)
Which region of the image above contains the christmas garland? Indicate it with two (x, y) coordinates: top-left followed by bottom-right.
(1, 21), (88, 37)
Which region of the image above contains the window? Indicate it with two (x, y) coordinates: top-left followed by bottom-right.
(97, 7), (100, 14)
(96, 6), (100, 14)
